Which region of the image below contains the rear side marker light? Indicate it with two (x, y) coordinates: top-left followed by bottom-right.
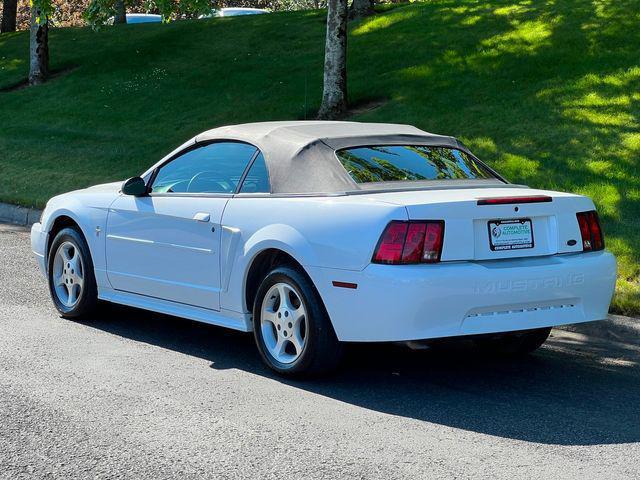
(576, 210), (604, 251)
(332, 281), (358, 289)
(372, 220), (445, 265)
(477, 195), (552, 205)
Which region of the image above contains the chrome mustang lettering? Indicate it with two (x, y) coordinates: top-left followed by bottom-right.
(474, 273), (585, 294)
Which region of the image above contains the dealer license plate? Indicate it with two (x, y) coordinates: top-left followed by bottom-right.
(488, 219), (534, 251)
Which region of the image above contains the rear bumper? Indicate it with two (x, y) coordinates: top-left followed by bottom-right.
(31, 222), (48, 276)
(308, 251), (617, 342)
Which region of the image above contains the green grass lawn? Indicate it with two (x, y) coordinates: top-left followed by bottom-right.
(0, 0), (638, 315)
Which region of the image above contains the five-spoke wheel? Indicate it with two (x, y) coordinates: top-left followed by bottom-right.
(47, 227), (98, 318)
(52, 241), (85, 308)
(253, 266), (343, 377)
(260, 282), (308, 364)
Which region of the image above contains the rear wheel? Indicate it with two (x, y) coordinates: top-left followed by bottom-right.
(473, 327), (552, 356)
(253, 266), (343, 377)
(47, 227), (98, 319)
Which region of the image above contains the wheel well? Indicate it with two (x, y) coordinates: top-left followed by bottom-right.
(245, 249), (306, 313)
(46, 215), (82, 261)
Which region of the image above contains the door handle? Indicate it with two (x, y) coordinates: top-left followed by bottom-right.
(193, 212), (210, 222)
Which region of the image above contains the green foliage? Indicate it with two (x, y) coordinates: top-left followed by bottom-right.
(172, 0), (211, 19)
(29, 0), (54, 25)
(84, 0), (211, 29)
(271, 0), (326, 11)
(144, 0), (174, 20)
(83, 0), (117, 29)
(0, 0), (638, 314)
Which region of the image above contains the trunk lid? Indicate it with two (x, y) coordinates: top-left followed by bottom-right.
(365, 187), (595, 261)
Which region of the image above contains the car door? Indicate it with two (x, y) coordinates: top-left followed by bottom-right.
(105, 141), (259, 310)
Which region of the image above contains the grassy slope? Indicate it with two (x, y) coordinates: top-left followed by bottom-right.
(0, 0), (638, 314)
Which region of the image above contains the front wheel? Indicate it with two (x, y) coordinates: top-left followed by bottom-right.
(47, 227), (98, 319)
(253, 266), (343, 377)
(473, 327), (552, 356)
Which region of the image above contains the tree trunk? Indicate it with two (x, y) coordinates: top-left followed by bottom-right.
(114, 0), (127, 24)
(0, 0), (17, 33)
(317, 0), (348, 120)
(29, 7), (49, 85)
(349, 0), (374, 20)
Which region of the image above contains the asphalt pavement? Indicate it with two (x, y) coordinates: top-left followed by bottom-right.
(1, 223), (639, 479)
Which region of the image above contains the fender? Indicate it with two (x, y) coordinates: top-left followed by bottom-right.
(42, 194), (117, 290)
(43, 206), (96, 258)
(243, 223), (320, 267)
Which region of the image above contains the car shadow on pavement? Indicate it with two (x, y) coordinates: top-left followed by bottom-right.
(83, 303), (640, 447)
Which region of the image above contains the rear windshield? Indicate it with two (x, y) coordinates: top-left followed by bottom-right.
(336, 145), (495, 184)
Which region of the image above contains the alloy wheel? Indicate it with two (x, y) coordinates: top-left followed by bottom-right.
(260, 282), (308, 364)
(52, 241), (85, 308)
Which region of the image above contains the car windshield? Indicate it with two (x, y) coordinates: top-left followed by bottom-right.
(336, 145), (495, 184)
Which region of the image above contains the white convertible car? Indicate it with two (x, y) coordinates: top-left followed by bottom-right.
(31, 121), (617, 375)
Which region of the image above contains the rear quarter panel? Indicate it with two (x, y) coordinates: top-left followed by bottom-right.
(221, 195), (407, 312)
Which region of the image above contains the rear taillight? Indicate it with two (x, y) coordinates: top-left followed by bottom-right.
(373, 221), (407, 264)
(576, 210), (604, 251)
(372, 221), (445, 264)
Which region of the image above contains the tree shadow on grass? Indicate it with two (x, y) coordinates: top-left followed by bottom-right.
(350, 0), (640, 309)
(81, 302), (640, 447)
(0, 65), (79, 93)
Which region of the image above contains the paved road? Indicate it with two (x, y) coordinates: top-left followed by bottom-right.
(1, 223), (639, 479)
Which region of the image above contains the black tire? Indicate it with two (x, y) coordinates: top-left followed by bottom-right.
(47, 226), (98, 319)
(252, 266), (344, 377)
(473, 327), (552, 356)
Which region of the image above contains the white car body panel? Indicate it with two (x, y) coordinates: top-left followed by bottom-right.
(30, 122), (617, 343)
(220, 195), (405, 319)
(98, 287), (249, 331)
(361, 188), (595, 259)
(35, 182), (122, 288)
(307, 251), (616, 341)
(105, 195), (227, 310)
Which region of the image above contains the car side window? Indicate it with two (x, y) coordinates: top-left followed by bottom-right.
(239, 152), (270, 194)
(151, 142), (257, 194)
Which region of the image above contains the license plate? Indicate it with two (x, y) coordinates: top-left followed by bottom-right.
(488, 219), (534, 251)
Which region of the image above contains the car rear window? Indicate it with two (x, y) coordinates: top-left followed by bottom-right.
(336, 145), (495, 184)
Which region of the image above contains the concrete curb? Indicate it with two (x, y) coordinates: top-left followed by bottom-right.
(0, 202), (43, 227)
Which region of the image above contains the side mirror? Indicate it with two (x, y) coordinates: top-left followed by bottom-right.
(122, 176), (147, 196)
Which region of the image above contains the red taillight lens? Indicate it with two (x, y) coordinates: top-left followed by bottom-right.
(576, 210), (604, 251)
(373, 221), (408, 264)
(402, 223), (426, 263)
(373, 221), (445, 264)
